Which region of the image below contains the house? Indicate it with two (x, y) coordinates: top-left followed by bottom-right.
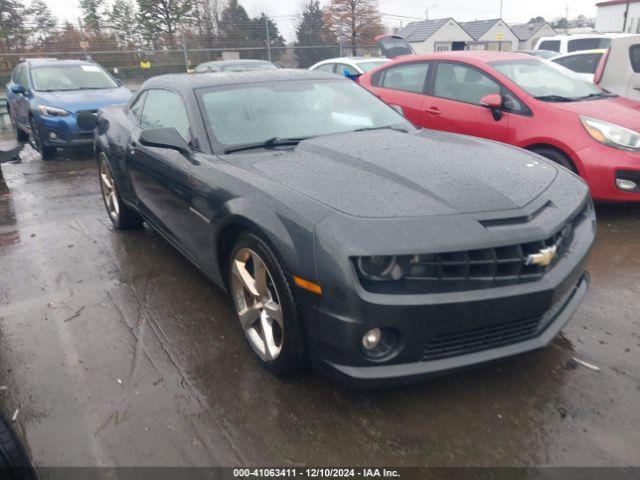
(509, 22), (558, 50)
(596, 0), (640, 33)
(395, 18), (473, 54)
(460, 19), (519, 51)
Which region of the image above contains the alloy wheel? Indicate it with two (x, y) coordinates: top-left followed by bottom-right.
(29, 117), (43, 153)
(99, 157), (120, 222)
(231, 248), (284, 361)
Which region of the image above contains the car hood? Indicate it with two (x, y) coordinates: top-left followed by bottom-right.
(35, 87), (132, 113)
(551, 96), (640, 131)
(235, 129), (558, 218)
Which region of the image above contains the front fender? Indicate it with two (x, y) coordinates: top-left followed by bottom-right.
(213, 196), (318, 287)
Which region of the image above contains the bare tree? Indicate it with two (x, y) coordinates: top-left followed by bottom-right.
(323, 0), (384, 56)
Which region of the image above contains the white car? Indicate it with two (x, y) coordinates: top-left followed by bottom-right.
(309, 57), (390, 78)
(551, 49), (606, 82)
(535, 33), (632, 55)
(596, 34), (640, 101)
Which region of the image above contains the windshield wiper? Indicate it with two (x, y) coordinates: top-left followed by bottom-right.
(533, 95), (575, 102)
(224, 136), (310, 154)
(574, 92), (617, 101)
(353, 125), (410, 133)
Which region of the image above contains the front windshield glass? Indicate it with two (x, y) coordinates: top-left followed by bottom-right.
(199, 79), (412, 149)
(357, 60), (389, 72)
(492, 59), (604, 101)
(31, 64), (118, 91)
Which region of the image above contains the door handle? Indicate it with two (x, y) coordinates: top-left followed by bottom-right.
(424, 107), (441, 115)
(127, 141), (138, 156)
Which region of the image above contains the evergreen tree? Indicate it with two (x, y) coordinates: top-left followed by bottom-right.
(29, 0), (57, 47)
(109, 0), (138, 47)
(79, 0), (105, 33)
(0, 0), (29, 64)
(248, 13), (285, 60)
(295, 1), (337, 68)
(219, 0), (250, 48)
(137, 0), (193, 48)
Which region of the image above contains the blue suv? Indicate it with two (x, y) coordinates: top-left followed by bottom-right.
(5, 59), (132, 159)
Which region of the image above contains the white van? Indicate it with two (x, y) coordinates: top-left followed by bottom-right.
(595, 35), (640, 101)
(535, 34), (631, 55)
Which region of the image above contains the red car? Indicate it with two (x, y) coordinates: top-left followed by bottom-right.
(359, 49), (640, 202)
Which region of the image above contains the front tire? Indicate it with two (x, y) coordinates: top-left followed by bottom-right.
(98, 152), (143, 230)
(530, 146), (576, 173)
(229, 233), (307, 375)
(29, 116), (56, 160)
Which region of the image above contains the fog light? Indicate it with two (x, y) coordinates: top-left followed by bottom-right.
(362, 328), (381, 350)
(48, 132), (58, 140)
(616, 178), (637, 191)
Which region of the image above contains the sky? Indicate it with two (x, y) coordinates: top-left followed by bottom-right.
(46, 0), (600, 42)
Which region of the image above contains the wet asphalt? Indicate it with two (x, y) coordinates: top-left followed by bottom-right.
(0, 129), (639, 468)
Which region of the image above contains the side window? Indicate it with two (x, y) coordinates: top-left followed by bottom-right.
(554, 53), (602, 74)
(336, 63), (358, 76)
(380, 62), (430, 94)
(13, 64), (27, 88)
(129, 91), (147, 122)
(568, 38), (609, 53)
(630, 45), (640, 73)
(502, 92), (527, 114)
(539, 40), (560, 52)
(11, 65), (22, 83)
(140, 89), (191, 141)
(433, 63), (501, 105)
(315, 63), (335, 73)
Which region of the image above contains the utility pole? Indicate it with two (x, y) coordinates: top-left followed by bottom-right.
(622, 0), (631, 32)
(499, 0), (503, 18)
(565, 4), (570, 33)
(265, 16), (272, 62)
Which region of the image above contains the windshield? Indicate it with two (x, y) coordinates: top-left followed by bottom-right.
(492, 59), (605, 101)
(356, 60), (389, 72)
(199, 79), (412, 150)
(31, 64), (118, 91)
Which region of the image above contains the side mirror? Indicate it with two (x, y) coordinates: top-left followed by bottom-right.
(10, 84), (25, 95)
(139, 128), (191, 155)
(480, 93), (503, 121)
(77, 110), (98, 130)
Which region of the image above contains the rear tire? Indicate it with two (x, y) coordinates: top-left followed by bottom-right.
(228, 233), (307, 375)
(8, 109), (29, 143)
(529, 146), (576, 173)
(0, 415), (37, 480)
(98, 151), (143, 230)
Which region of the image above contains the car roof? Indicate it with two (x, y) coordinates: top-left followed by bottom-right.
(315, 57), (388, 65)
(554, 49), (607, 58)
(26, 59), (97, 68)
(198, 59), (274, 67)
(394, 51), (531, 64)
(141, 69), (341, 91)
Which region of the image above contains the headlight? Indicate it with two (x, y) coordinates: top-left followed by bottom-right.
(38, 105), (71, 117)
(355, 255), (412, 281)
(580, 116), (640, 151)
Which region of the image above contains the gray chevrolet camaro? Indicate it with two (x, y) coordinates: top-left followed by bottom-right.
(81, 70), (596, 387)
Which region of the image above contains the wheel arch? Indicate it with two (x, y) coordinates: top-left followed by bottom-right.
(524, 142), (583, 175)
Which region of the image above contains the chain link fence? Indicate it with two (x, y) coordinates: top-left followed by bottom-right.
(0, 43), (382, 88)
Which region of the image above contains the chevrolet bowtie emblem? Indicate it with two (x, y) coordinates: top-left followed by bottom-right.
(525, 245), (558, 267)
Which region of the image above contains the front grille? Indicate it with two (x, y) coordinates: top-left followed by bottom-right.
(421, 280), (579, 361)
(421, 315), (542, 361)
(407, 223), (573, 284)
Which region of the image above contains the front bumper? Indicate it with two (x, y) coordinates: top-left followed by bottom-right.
(312, 273), (588, 387)
(308, 200), (595, 388)
(36, 114), (94, 147)
(577, 142), (640, 202)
